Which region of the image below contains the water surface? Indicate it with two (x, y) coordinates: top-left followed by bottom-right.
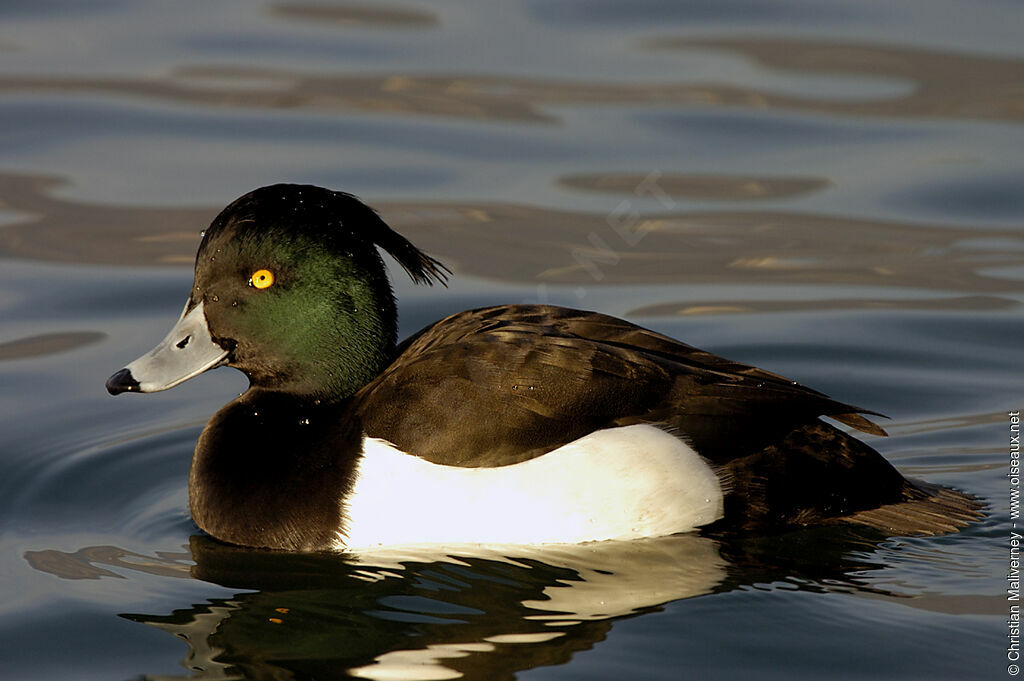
(0, 2), (1020, 679)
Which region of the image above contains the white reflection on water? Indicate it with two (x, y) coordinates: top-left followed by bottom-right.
(27, 534), (725, 681)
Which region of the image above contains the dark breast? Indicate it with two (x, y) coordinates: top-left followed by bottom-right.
(189, 393), (362, 551)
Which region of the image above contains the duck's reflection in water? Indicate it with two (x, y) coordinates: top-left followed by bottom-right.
(28, 528), (901, 680)
(27, 534), (719, 679)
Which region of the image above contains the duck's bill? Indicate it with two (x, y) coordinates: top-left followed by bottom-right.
(106, 301), (230, 395)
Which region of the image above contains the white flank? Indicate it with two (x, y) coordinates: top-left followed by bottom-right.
(338, 424), (724, 549)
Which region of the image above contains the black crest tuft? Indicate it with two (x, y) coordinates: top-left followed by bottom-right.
(217, 184), (451, 287)
(340, 192), (451, 287)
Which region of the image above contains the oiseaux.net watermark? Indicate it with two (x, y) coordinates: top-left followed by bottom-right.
(1008, 410), (1021, 676)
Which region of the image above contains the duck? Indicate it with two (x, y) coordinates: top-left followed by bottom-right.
(106, 184), (981, 552)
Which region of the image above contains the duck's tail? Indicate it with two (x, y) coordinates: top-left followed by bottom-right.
(835, 480), (984, 536)
(712, 420), (984, 536)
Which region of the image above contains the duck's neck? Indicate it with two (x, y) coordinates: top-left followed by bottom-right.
(188, 390), (363, 551)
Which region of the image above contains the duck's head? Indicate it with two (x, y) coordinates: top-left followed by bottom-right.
(106, 184), (448, 402)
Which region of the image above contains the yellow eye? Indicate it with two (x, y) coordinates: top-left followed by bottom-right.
(250, 269), (274, 289)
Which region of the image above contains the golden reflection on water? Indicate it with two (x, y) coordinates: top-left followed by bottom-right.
(1, 172), (1021, 309)
(25, 545), (193, 580)
(630, 295), (1017, 317)
(0, 37), (1020, 123)
(652, 38), (1024, 123)
(559, 173), (831, 200)
(0, 331), (106, 361)
(0, 174), (209, 265)
(269, 3), (438, 28)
